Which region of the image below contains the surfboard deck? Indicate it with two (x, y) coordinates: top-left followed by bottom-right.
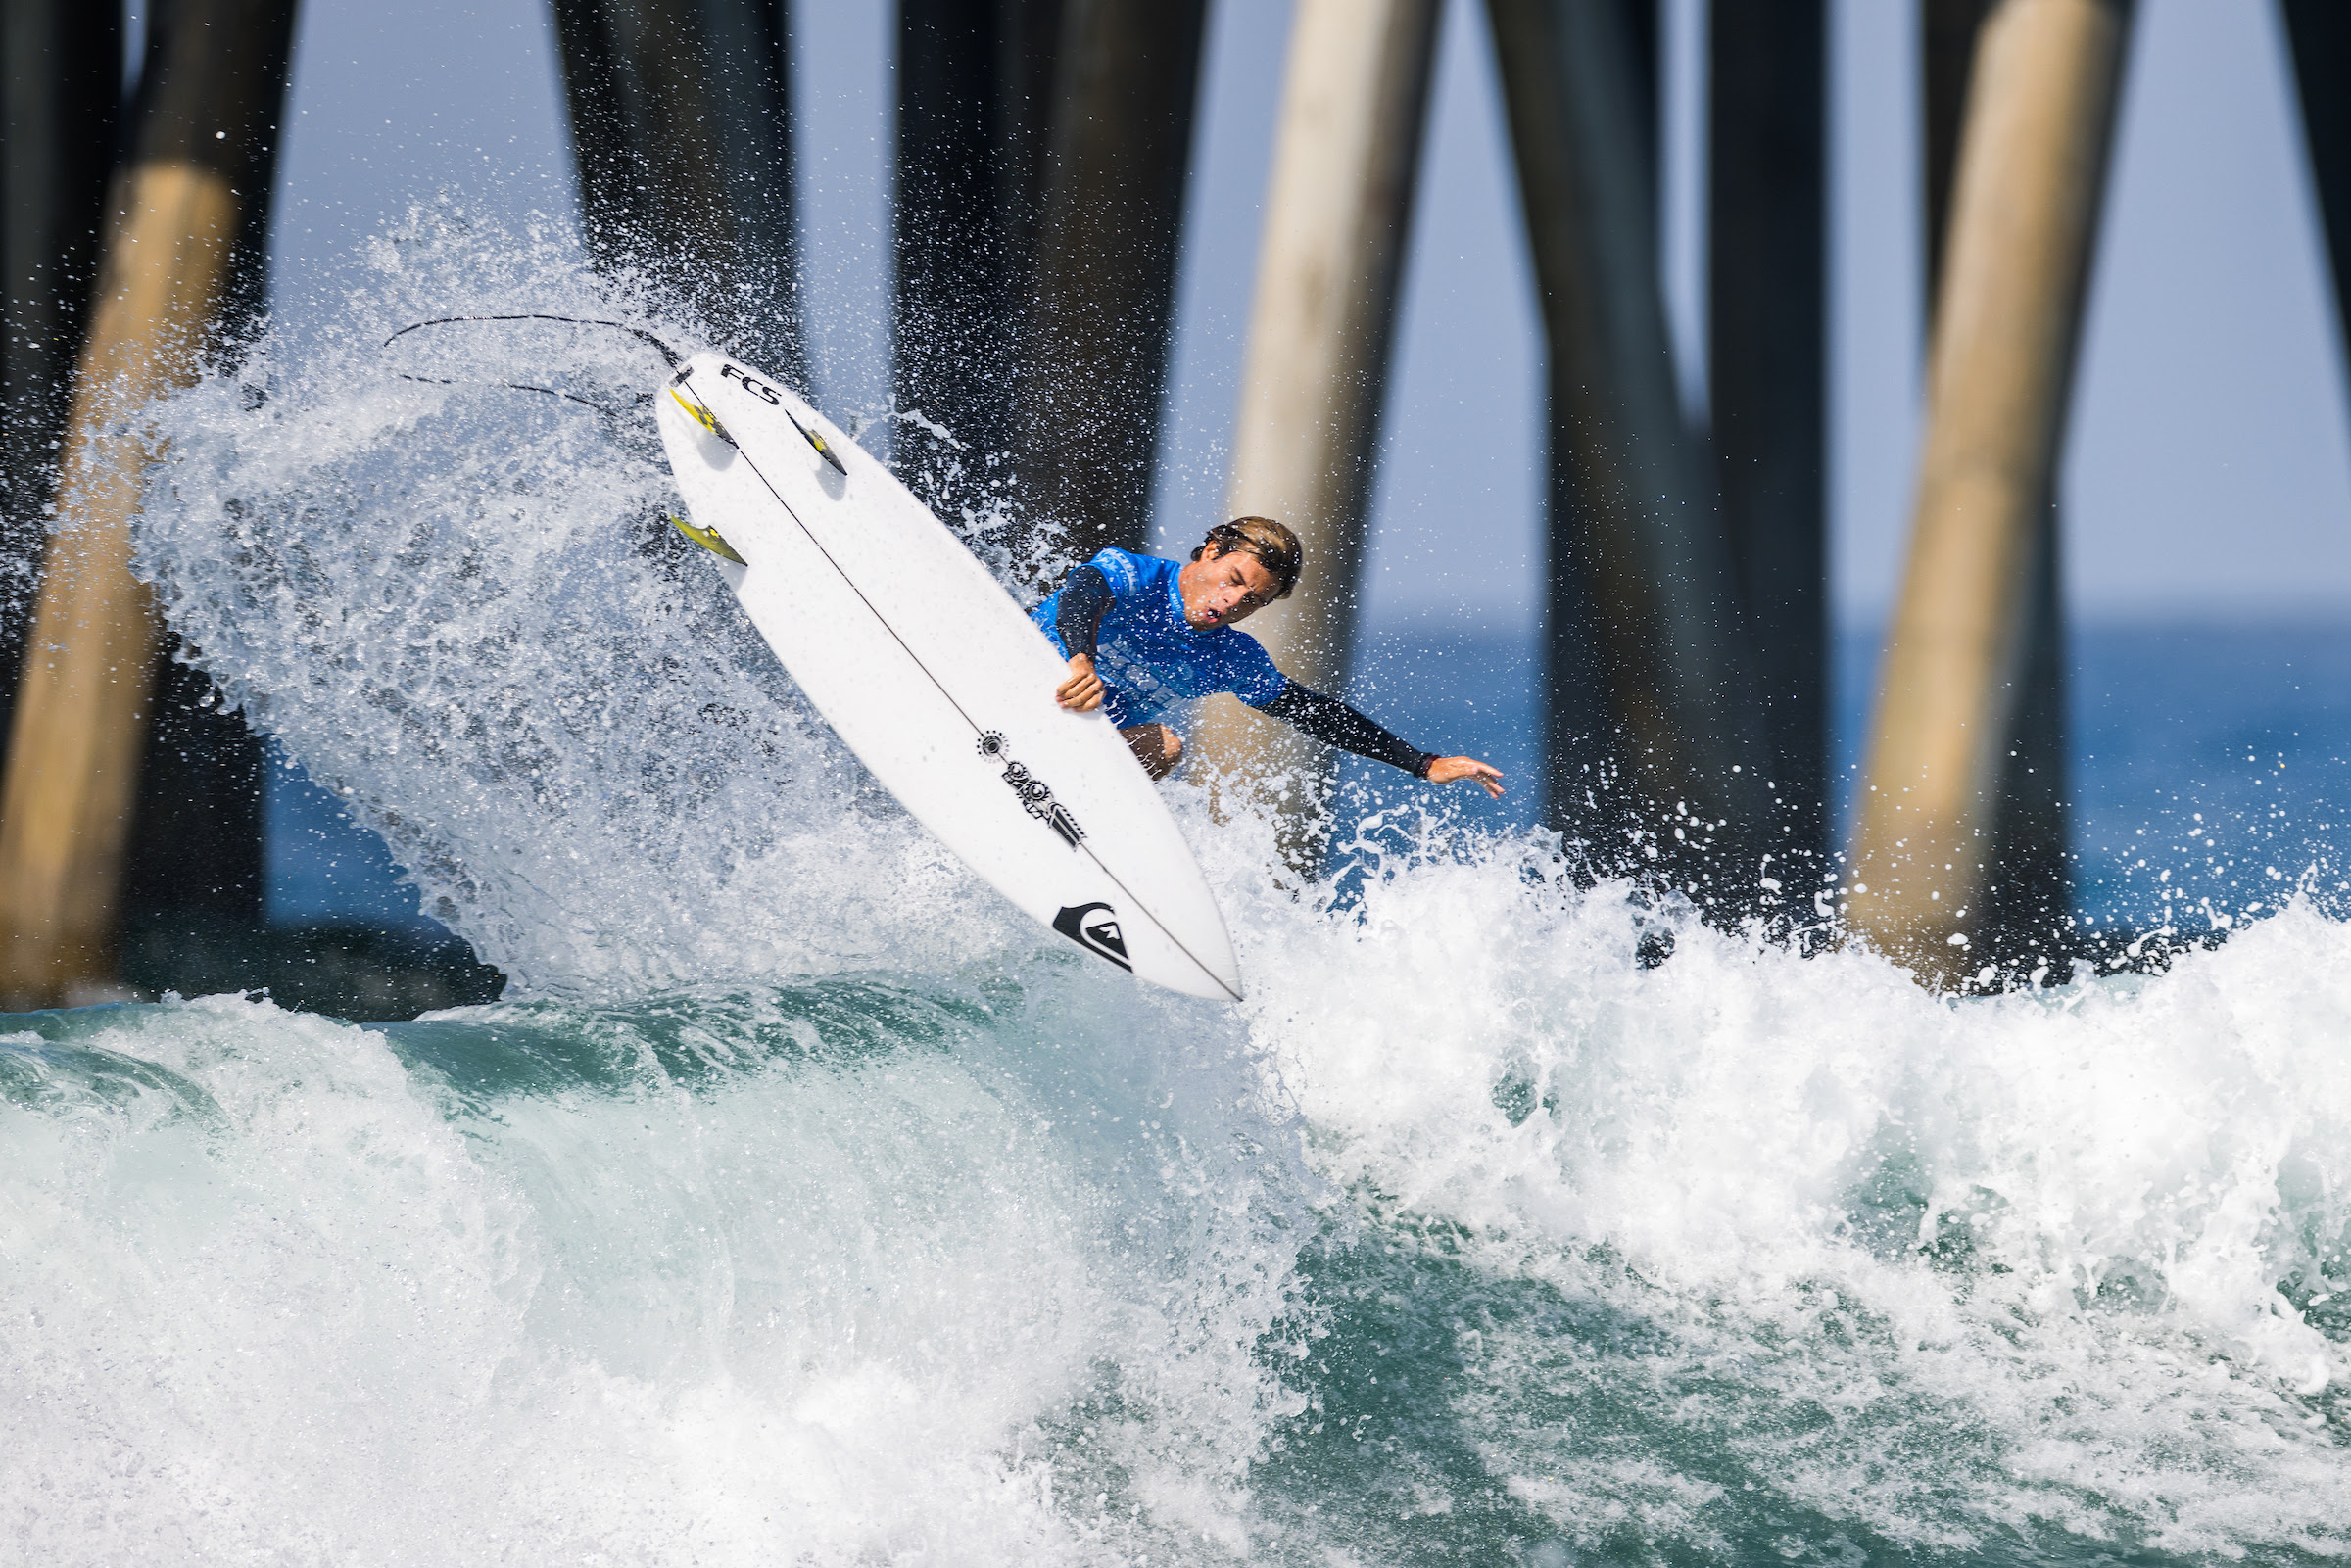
(653, 352), (1244, 1003)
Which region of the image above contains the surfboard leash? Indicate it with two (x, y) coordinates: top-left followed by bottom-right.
(381, 313), (687, 417)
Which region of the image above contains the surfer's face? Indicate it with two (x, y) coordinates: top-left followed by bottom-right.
(1178, 546), (1281, 631)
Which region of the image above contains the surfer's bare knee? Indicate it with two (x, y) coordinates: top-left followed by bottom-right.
(1122, 723), (1182, 780)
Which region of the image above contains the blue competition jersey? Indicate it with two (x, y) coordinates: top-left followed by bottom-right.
(1031, 548), (1289, 728)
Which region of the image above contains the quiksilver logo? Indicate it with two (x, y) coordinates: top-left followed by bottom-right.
(1053, 903), (1130, 971)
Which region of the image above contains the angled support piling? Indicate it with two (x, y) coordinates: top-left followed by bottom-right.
(1184, 0), (1440, 817)
(1922, 0), (2073, 964)
(1709, 0), (1827, 865)
(551, 0), (803, 380)
(1847, 0), (2130, 984)
(1487, 0), (1777, 896)
(0, 0), (296, 1007)
(1011, 0), (1206, 570)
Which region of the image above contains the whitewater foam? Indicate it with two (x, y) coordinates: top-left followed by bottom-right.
(1, 973), (1307, 1564)
(1268, 834), (2351, 1559)
(11, 214), (2351, 1562)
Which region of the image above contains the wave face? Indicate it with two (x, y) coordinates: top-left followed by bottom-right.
(9, 219), (2351, 1563)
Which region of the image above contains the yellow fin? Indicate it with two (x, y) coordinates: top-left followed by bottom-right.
(670, 513), (746, 565)
(670, 387), (731, 444)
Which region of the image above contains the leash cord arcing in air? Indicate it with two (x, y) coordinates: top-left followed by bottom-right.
(381, 313), (687, 416)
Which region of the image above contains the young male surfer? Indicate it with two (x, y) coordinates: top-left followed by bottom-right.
(1032, 516), (1507, 797)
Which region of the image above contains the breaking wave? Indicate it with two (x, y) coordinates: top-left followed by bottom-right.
(8, 214), (2351, 1564)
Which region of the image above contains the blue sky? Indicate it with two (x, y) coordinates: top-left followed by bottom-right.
(259, 0), (2351, 632)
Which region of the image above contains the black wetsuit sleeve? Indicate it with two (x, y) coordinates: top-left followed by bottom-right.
(1053, 563), (1115, 659)
(1250, 680), (1435, 778)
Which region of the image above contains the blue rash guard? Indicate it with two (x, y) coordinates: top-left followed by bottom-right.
(1032, 548), (1287, 727)
(1031, 548), (1435, 777)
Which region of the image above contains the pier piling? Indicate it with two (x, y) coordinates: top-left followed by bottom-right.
(1487, 0), (1777, 896)
(1184, 0), (1440, 826)
(892, 0), (1062, 481)
(551, 0), (803, 380)
(0, 0), (294, 1008)
(3, 0), (123, 748)
(1925, 0), (2074, 972)
(1847, 0), (2130, 984)
(1010, 0), (1206, 569)
(1709, 0), (1828, 866)
(2282, 1), (2351, 422)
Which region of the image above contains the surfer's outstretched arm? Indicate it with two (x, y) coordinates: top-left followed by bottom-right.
(1249, 682), (1506, 799)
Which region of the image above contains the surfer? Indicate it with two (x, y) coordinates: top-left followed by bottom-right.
(1033, 517), (1507, 797)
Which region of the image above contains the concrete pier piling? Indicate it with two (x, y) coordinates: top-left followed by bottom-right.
(1011, 0), (1206, 569)
(1847, 0), (2131, 984)
(1488, 0), (1777, 895)
(551, 0), (803, 379)
(2282, 1), (2351, 404)
(1921, 0), (2074, 969)
(1185, 0), (1440, 821)
(0, 0), (295, 1008)
(893, 0), (1063, 480)
(1709, 0), (1828, 865)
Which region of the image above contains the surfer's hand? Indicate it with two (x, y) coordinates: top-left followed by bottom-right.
(1427, 756), (1505, 799)
(1056, 655), (1105, 712)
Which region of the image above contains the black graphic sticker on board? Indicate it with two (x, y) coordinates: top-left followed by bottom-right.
(1053, 903), (1130, 971)
(978, 732), (1085, 848)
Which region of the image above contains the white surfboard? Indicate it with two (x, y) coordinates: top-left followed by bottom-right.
(652, 352), (1243, 1002)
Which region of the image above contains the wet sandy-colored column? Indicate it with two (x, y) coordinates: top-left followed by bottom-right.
(1185, 0), (1439, 831)
(1847, 0), (2131, 984)
(0, 0), (297, 1007)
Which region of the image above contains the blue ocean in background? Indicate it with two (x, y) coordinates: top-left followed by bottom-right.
(2055, 623), (2351, 927)
(267, 746), (426, 925)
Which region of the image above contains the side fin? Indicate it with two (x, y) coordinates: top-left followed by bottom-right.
(671, 387), (735, 447)
(670, 513), (746, 564)
(783, 405), (849, 476)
